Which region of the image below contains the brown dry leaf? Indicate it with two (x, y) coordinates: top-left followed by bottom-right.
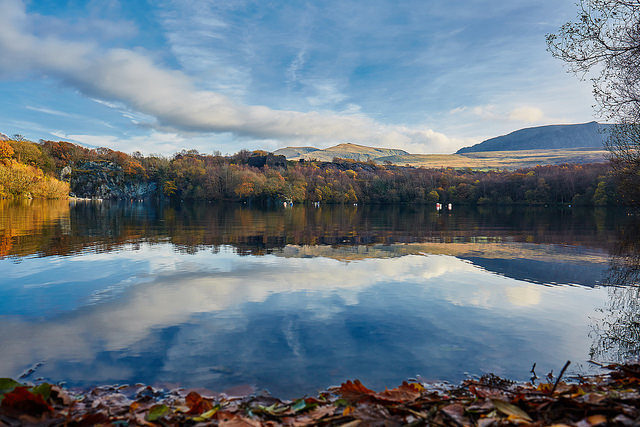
(352, 403), (395, 422)
(585, 414), (608, 425)
(185, 390), (213, 414)
(467, 398), (495, 413)
(337, 380), (375, 401)
(49, 385), (73, 406)
(612, 414), (635, 426)
(441, 403), (471, 426)
(217, 410), (261, 427)
(287, 406), (337, 425)
(374, 381), (423, 402)
(491, 399), (532, 422)
(76, 411), (111, 426)
(579, 393), (607, 405)
(477, 418), (498, 427)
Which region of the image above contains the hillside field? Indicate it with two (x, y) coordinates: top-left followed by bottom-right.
(375, 148), (608, 170)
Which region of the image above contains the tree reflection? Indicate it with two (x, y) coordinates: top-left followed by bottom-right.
(0, 200), (624, 259)
(591, 218), (640, 362)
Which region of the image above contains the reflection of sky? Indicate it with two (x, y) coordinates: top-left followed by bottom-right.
(0, 244), (605, 397)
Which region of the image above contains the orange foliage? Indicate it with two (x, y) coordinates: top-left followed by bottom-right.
(0, 140), (14, 159)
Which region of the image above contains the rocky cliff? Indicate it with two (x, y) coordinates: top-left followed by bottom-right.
(65, 161), (157, 199)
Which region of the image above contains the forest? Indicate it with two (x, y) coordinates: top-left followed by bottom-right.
(0, 137), (622, 205)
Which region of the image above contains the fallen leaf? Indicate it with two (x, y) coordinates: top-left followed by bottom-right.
(185, 390), (213, 414)
(1, 387), (53, 417)
(257, 402), (290, 416)
(579, 393), (607, 405)
(375, 381), (423, 402)
(31, 383), (51, 401)
(491, 399), (532, 422)
(76, 411), (110, 426)
(0, 378), (22, 396)
(217, 410), (262, 427)
(49, 385), (72, 406)
(586, 414), (607, 425)
(291, 399), (307, 412)
(343, 406), (355, 416)
(337, 380), (375, 401)
(291, 405), (336, 424)
(441, 403), (471, 426)
(146, 404), (169, 421)
(191, 406), (219, 422)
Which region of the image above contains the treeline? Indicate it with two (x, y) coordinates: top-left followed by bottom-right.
(0, 137), (622, 205)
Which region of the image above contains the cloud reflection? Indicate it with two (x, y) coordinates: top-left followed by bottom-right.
(0, 244), (604, 396)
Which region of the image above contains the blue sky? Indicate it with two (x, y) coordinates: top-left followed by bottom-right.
(0, 0), (596, 154)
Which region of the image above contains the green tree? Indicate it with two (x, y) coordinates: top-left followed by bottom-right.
(592, 180), (609, 206)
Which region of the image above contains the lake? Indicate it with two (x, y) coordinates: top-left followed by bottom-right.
(0, 199), (638, 397)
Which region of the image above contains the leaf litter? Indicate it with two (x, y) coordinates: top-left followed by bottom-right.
(2, 362), (640, 425)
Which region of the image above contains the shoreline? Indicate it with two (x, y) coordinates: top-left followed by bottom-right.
(2, 363), (639, 425)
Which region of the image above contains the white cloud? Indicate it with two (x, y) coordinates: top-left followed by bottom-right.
(450, 103), (548, 126)
(25, 106), (74, 118)
(0, 0), (463, 154)
(509, 106), (545, 123)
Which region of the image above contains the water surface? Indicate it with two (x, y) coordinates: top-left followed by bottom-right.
(0, 200), (637, 397)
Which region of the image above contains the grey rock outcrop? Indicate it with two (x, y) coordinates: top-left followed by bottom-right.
(67, 161), (157, 199)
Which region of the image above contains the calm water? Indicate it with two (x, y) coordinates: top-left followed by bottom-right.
(1, 199), (639, 397)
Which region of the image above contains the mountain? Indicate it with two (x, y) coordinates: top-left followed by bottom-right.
(275, 143), (409, 162)
(0, 133), (9, 141)
(272, 146), (319, 158)
(456, 121), (614, 154)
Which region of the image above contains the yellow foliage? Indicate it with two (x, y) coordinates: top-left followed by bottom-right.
(0, 159), (69, 199)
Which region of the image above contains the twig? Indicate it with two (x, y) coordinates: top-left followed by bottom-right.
(551, 361), (571, 394)
(18, 362), (43, 380)
(530, 362), (538, 384)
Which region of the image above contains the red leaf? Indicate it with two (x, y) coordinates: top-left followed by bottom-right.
(1, 386), (53, 417)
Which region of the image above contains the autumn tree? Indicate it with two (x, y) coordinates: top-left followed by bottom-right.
(547, 0), (640, 204)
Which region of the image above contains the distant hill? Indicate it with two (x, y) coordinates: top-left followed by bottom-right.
(0, 133), (9, 141)
(273, 137), (608, 169)
(456, 122), (614, 154)
(272, 146), (319, 158)
(275, 143), (409, 162)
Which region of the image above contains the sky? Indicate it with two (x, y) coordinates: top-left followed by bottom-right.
(0, 0), (597, 155)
